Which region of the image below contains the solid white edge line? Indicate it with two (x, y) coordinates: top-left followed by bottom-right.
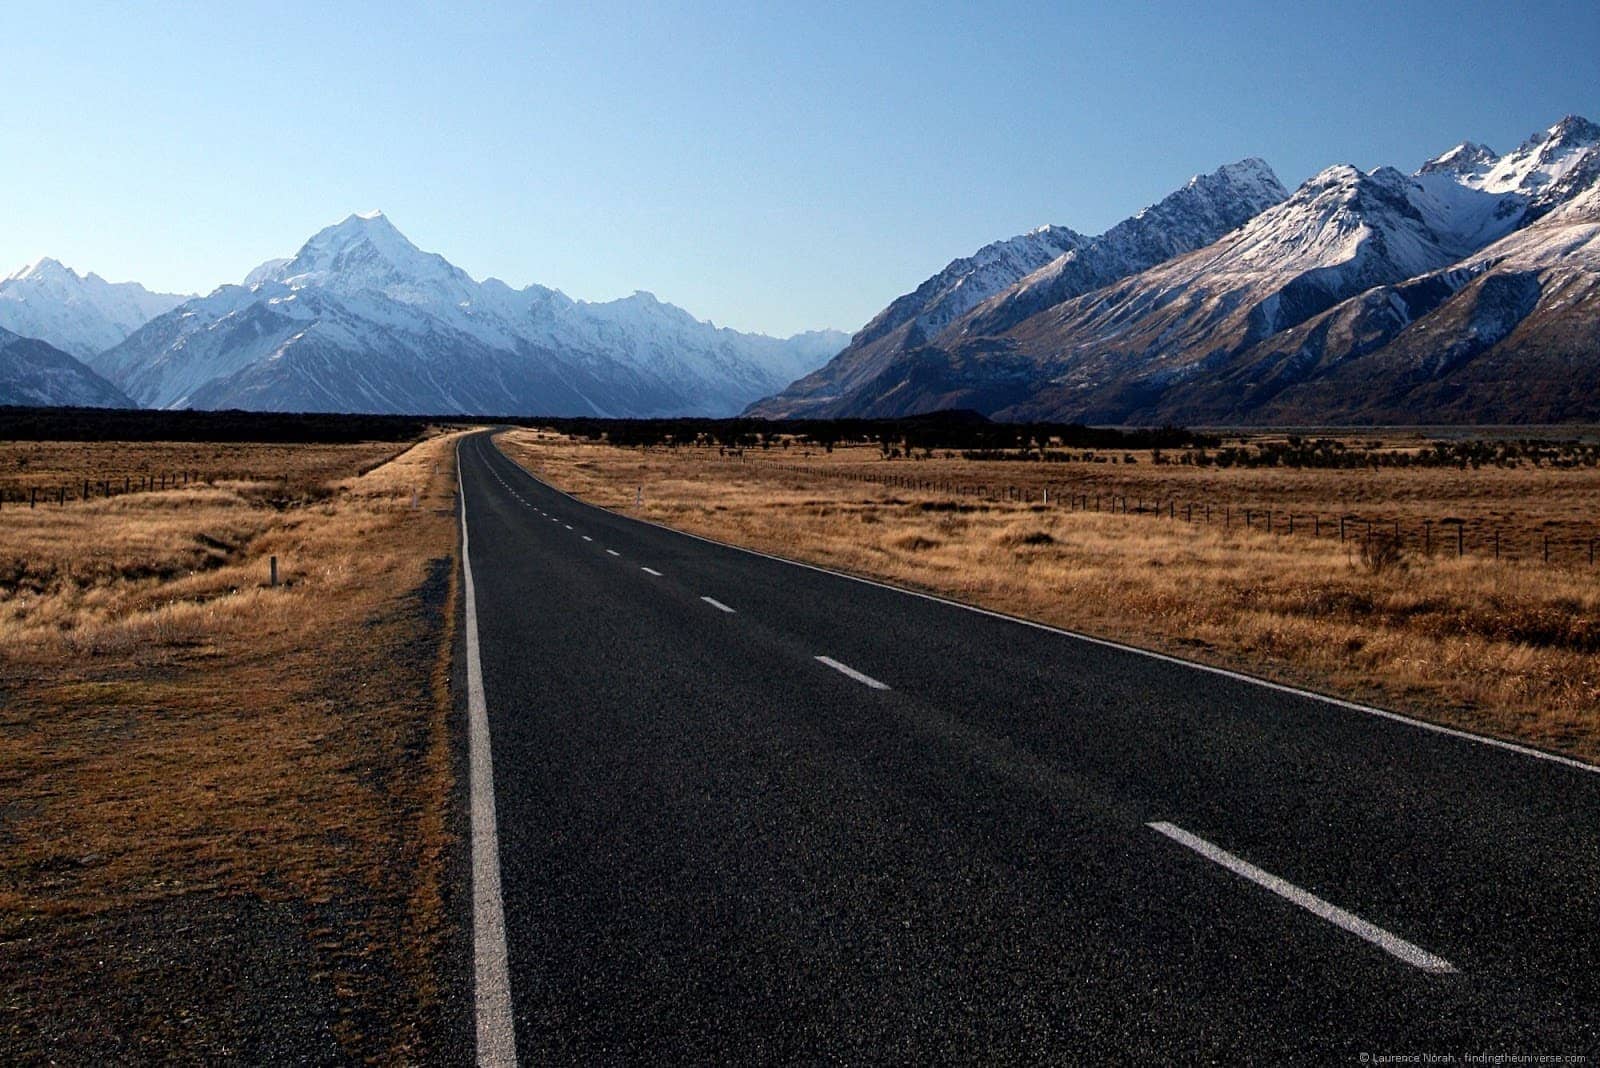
(701, 596), (736, 613)
(481, 435), (1595, 778)
(641, 566), (663, 576)
(815, 655), (890, 690)
(457, 443), (519, 1067)
(1147, 821), (1457, 975)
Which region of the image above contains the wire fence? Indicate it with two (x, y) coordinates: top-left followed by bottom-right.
(765, 462), (1600, 570)
(0, 470), (208, 508)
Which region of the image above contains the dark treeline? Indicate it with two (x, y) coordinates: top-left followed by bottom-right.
(6, 408), (1591, 468)
(1172, 437), (1600, 469)
(0, 405), (1213, 451)
(531, 410), (1216, 453)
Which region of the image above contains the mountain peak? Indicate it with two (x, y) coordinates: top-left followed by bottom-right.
(1546, 114), (1599, 147)
(1207, 157), (1282, 188)
(318, 209), (410, 246)
(0, 258), (187, 359)
(256, 211), (478, 303)
(1466, 113), (1600, 195)
(1418, 141), (1498, 177)
(6, 257), (74, 283)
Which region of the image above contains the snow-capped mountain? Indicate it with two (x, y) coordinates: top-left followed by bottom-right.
(752, 114), (1600, 425)
(856, 225), (1088, 349)
(0, 325), (133, 408)
(92, 212), (846, 416)
(739, 225), (1085, 420)
(1166, 128), (1600, 425)
(749, 158), (1288, 418)
(0, 259), (187, 360)
(959, 158), (1289, 339)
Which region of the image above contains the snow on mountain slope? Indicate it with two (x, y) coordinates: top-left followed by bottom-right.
(996, 122), (1600, 424)
(92, 213), (846, 416)
(763, 114), (1600, 425)
(0, 259), (187, 360)
(737, 226), (1084, 419)
(0, 325), (134, 408)
(1467, 115), (1600, 196)
(746, 160), (1286, 418)
(1159, 146), (1600, 425)
(956, 158), (1289, 339)
(861, 225), (1088, 346)
(980, 159), (1586, 422)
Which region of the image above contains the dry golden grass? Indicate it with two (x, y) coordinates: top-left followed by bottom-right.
(738, 437), (1600, 561)
(0, 432), (467, 1061)
(0, 439), (407, 503)
(501, 430), (1600, 765)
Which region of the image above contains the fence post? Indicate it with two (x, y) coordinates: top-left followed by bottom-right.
(270, 556), (279, 587)
(1457, 524), (1464, 557)
(1423, 520), (1432, 555)
(1339, 516), (1346, 542)
(1543, 533), (1549, 564)
(30, 487), (36, 509)
(1494, 529), (1500, 560)
(1287, 513), (1293, 535)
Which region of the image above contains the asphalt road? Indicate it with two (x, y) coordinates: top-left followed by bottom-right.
(456, 431), (1600, 1063)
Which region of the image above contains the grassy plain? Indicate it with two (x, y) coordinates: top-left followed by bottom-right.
(0, 439), (406, 502)
(500, 429), (1600, 765)
(0, 433), (465, 1061)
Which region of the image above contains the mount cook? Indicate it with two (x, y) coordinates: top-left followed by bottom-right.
(82, 213), (846, 417)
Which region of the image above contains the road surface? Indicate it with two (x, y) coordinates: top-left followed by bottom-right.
(456, 431), (1599, 1063)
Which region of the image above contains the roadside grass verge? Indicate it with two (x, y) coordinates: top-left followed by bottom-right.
(0, 432), (467, 1061)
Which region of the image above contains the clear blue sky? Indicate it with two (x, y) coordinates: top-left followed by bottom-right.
(4, 1), (1595, 335)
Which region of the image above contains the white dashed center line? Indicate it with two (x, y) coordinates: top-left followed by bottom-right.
(814, 656), (890, 690)
(564, 525), (573, 530)
(1146, 821), (1457, 974)
(606, 550), (620, 557)
(700, 596), (736, 613)
(640, 567), (662, 577)
(582, 535), (593, 542)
